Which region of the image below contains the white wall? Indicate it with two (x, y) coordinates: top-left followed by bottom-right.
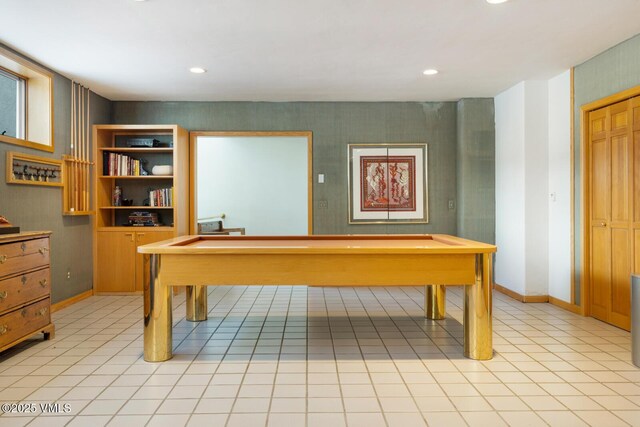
(495, 71), (572, 300)
(547, 70), (572, 302)
(495, 82), (527, 295)
(524, 81), (549, 296)
(196, 136), (309, 235)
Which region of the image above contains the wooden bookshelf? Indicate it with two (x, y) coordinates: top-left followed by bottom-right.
(93, 124), (188, 293)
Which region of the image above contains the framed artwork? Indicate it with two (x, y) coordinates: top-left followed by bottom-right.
(348, 143), (428, 224)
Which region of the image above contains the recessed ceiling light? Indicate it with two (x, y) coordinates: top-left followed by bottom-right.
(189, 67), (206, 74)
(423, 69), (439, 76)
(486, 0), (509, 4)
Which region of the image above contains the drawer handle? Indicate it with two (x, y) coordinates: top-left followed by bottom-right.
(0, 325), (7, 335)
(21, 275), (27, 285)
(20, 243), (26, 252)
(0, 255), (6, 264)
(0, 291), (7, 299)
(38, 248), (49, 255)
(36, 308), (48, 317)
(39, 279), (47, 288)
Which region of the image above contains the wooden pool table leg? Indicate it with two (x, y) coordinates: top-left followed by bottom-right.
(464, 253), (493, 360)
(424, 285), (446, 319)
(144, 254), (173, 362)
(186, 285), (208, 321)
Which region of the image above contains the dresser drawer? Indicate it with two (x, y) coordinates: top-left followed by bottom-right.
(0, 238), (50, 279)
(0, 268), (50, 314)
(0, 298), (50, 348)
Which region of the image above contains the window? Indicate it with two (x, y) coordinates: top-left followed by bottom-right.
(0, 46), (54, 152)
(0, 67), (26, 140)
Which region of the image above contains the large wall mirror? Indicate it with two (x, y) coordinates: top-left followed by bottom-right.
(190, 131), (312, 235)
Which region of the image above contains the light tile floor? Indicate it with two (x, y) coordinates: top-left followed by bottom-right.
(0, 286), (638, 426)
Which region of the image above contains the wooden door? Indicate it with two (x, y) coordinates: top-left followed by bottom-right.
(589, 99), (633, 330)
(135, 231), (174, 292)
(96, 231), (136, 293)
(633, 97), (640, 286)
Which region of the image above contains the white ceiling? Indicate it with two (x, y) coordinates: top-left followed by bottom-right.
(1, 0), (640, 102)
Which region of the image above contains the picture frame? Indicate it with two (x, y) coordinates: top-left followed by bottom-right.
(348, 143), (428, 224)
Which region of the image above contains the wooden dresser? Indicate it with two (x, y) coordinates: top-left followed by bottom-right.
(0, 232), (54, 352)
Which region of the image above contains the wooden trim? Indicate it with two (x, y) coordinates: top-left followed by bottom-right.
(6, 151), (63, 187)
(49, 68), (54, 153)
(189, 131), (314, 235)
(93, 291), (143, 296)
(493, 283), (548, 303)
(92, 125), (98, 296)
(0, 45), (54, 152)
(189, 131), (197, 234)
(190, 131), (314, 138)
(94, 124), (179, 131)
(581, 85), (640, 112)
(570, 67), (576, 305)
(174, 126), (189, 236)
(51, 289), (93, 313)
(578, 84), (640, 317)
(0, 134), (54, 153)
(0, 64), (27, 80)
(494, 283), (523, 301)
(308, 135), (314, 235)
(549, 295), (582, 315)
(523, 295), (549, 303)
(580, 105), (590, 316)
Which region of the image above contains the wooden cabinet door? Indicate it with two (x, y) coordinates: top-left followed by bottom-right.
(135, 231), (174, 292)
(96, 231), (136, 293)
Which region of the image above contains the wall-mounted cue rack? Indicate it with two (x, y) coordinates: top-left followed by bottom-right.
(5, 151), (63, 187)
(63, 82), (94, 215)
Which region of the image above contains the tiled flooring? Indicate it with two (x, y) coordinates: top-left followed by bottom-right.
(0, 285), (638, 427)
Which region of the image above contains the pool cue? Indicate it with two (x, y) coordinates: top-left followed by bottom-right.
(80, 86), (84, 211)
(84, 87), (90, 211)
(80, 85), (85, 211)
(76, 84), (81, 211)
(70, 81), (75, 211)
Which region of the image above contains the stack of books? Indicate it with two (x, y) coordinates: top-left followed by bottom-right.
(149, 188), (173, 207)
(128, 212), (160, 226)
(103, 152), (143, 176)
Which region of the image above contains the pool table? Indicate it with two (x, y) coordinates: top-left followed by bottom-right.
(138, 234), (496, 362)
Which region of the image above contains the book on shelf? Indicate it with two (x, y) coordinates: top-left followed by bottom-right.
(128, 211), (160, 226)
(149, 187), (173, 207)
(103, 152), (143, 176)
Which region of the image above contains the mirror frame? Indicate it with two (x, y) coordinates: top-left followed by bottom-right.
(189, 131), (313, 235)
